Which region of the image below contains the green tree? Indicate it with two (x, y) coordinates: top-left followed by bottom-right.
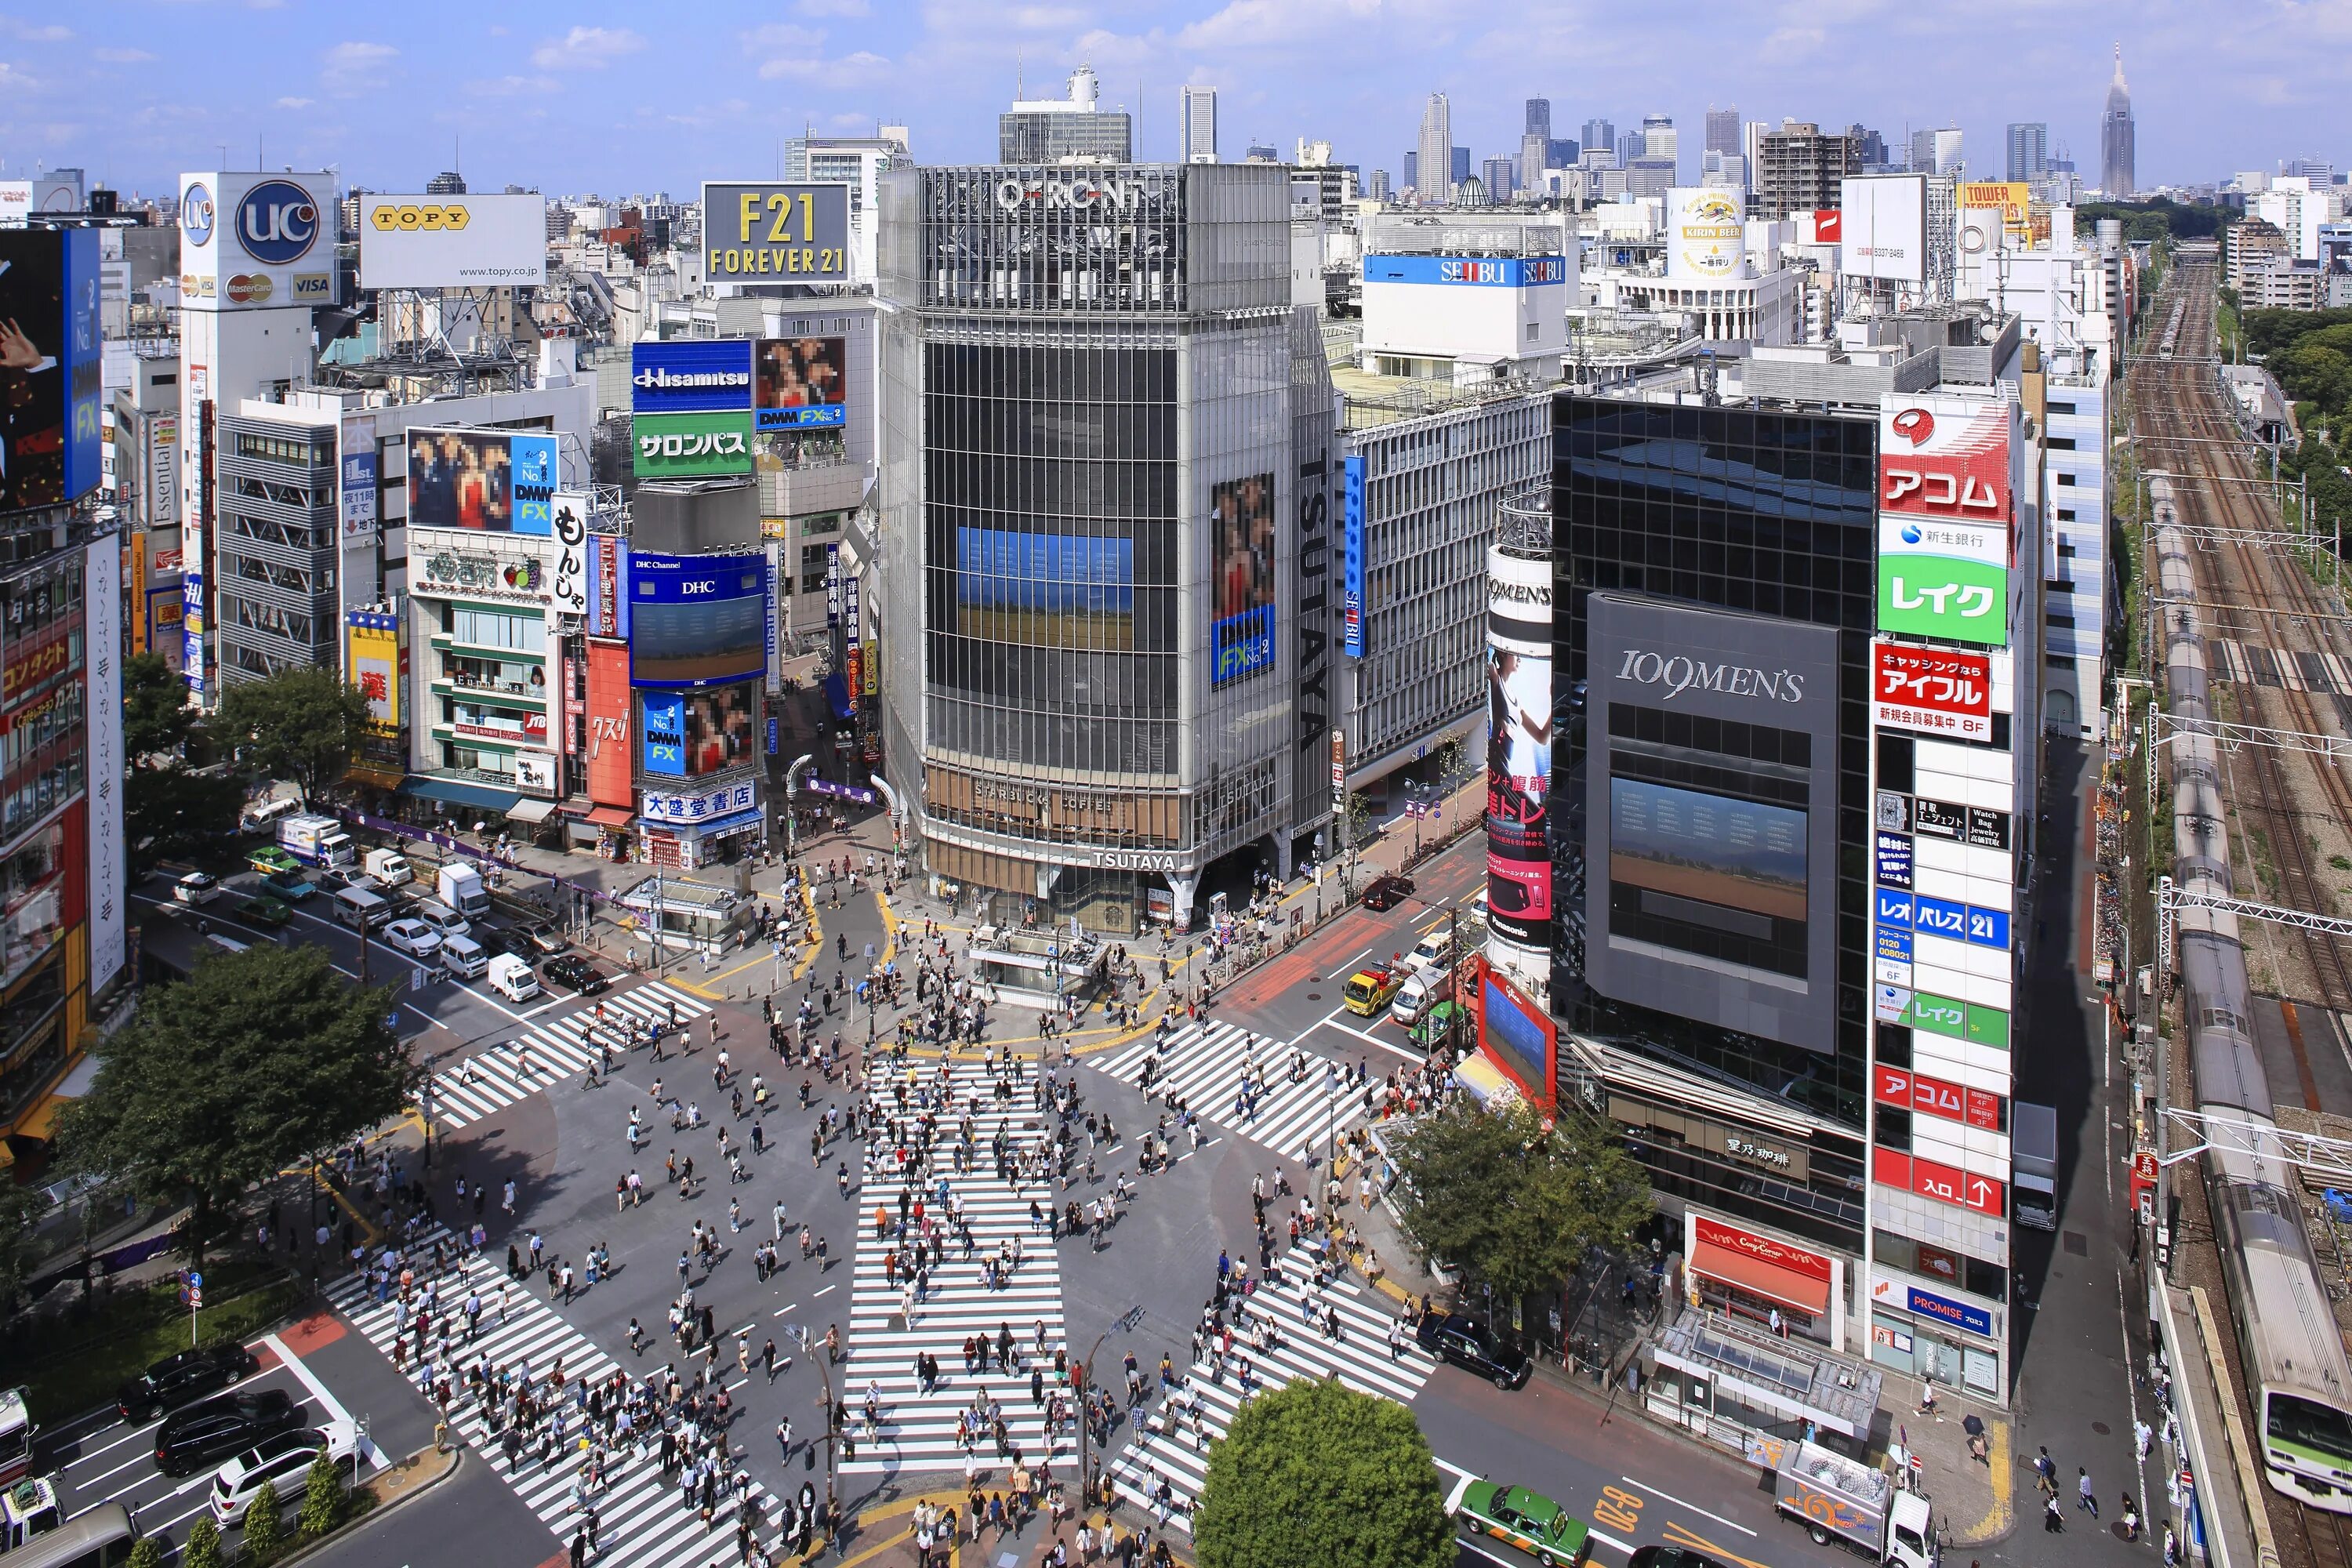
(125, 1537), (165, 1568)
(1194, 1377), (1453, 1568)
(0, 1178), (47, 1314)
(124, 764), (245, 879)
(123, 652), (194, 760)
(242, 1476), (284, 1556)
(1391, 1098), (1653, 1308)
(297, 1453), (347, 1536)
(183, 1512), (224, 1568)
(214, 665), (372, 797)
(52, 943), (416, 1271)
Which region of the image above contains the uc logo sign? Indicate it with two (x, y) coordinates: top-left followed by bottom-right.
(181, 183), (214, 246)
(235, 179), (319, 265)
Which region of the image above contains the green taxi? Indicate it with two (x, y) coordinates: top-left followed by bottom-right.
(247, 846), (301, 877)
(1410, 1000), (1464, 1048)
(1456, 1481), (1591, 1567)
(234, 895), (293, 928)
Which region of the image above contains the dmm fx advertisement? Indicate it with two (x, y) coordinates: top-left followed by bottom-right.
(1210, 474), (1276, 686)
(1877, 516), (2009, 648)
(407, 428), (557, 534)
(631, 340), (753, 415)
(701, 183), (851, 282)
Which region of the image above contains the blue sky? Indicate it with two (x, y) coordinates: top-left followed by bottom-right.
(0, 1), (2342, 201)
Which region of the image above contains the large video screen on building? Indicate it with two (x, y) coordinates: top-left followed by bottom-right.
(1485, 549), (1553, 949)
(756, 337), (848, 430)
(406, 428), (557, 535)
(628, 552), (768, 687)
(0, 228), (100, 512)
(954, 527), (1134, 649)
(1584, 593), (1841, 1054)
(1210, 473), (1276, 687)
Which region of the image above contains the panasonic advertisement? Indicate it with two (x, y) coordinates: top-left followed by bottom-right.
(1584, 593), (1841, 1053)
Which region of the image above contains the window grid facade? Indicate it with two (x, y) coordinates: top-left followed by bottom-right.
(216, 416), (339, 688)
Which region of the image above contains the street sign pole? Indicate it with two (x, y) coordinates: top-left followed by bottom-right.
(188, 1270), (203, 1347)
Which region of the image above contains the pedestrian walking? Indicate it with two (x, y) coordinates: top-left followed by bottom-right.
(2045, 1496), (2065, 1534)
(2078, 1468), (2098, 1517)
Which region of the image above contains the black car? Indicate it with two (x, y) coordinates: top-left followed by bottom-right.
(1630, 1548), (1727, 1568)
(1414, 1311), (1532, 1388)
(118, 1342), (261, 1420)
(154, 1388), (303, 1475)
(543, 955), (608, 995)
(480, 927), (538, 961)
(1363, 873), (1417, 912)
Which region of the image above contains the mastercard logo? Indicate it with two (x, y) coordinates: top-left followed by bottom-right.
(225, 273), (274, 304)
(1890, 408), (1934, 447)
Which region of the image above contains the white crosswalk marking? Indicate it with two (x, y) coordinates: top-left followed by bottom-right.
(424, 981), (712, 1130)
(837, 1057), (1075, 1480)
(1092, 1021), (1371, 1163)
(1102, 1251), (1436, 1533)
(325, 1225), (773, 1568)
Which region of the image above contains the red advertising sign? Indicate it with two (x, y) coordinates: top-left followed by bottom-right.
(1872, 1147), (2006, 1217)
(1879, 401), (2012, 521)
(1813, 209), (1842, 243)
(1875, 1066), (2006, 1131)
(585, 638), (633, 808)
(1872, 640), (1992, 742)
(1693, 1214), (1832, 1283)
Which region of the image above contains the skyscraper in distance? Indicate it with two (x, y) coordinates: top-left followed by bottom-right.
(1451, 146), (1472, 187)
(1704, 106), (1740, 159)
(1583, 118), (1615, 163)
(1417, 92), (1451, 204)
(1181, 85), (1217, 162)
(1403, 151), (1417, 192)
(1526, 98), (1552, 139)
(2005, 122), (2049, 183)
(2100, 43), (2136, 194)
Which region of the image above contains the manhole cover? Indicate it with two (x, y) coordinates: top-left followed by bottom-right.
(2111, 1523), (2133, 1541)
(2063, 1231), (2089, 1256)
(1306, 993), (1322, 1001)
(2092, 1421), (2111, 1435)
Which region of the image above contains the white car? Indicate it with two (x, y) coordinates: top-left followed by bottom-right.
(384, 919), (442, 960)
(173, 870), (222, 906)
(209, 1420), (361, 1526)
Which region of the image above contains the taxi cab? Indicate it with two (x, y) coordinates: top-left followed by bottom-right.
(1341, 964), (1403, 1017)
(1454, 1479), (1592, 1567)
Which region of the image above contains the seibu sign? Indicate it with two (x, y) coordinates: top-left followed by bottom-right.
(1693, 1214), (1832, 1283)
(1872, 640), (1992, 741)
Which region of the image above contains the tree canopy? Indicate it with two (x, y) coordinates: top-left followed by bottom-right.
(53, 942), (417, 1269)
(120, 652), (242, 879)
(1391, 1097), (1653, 1308)
(1193, 1376), (1454, 1568)
(214, 665), (372, 796)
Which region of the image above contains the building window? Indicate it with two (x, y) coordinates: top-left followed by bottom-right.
(2056, 473), (2075, 486)
(2045, 437), (2076, 450)
(448, 606), (546, 653)
(800, 545), (830, 595)
(2046, 401), (2077, 415)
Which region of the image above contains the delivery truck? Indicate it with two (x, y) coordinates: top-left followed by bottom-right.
(1775, 1442), (1936, 1568)
(364, 848), (414, 887)
(2012, 1102), (2058, 1232)
(437, 862), (491, 921)
(277, 814), (356, 870)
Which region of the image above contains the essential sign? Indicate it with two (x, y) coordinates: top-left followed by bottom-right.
(1872, 640), (1992, 741)
(700, 183), (851, 281)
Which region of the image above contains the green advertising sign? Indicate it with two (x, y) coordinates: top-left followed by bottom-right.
(1965, 1003), (2010, 1049)
(1907, 990), (1967, 1040)
(632, 411), (753, 480)
(1877, 554), (2009, 648)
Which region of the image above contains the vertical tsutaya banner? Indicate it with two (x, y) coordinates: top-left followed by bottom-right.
(1342, 456), (1367, 658)
(1210, 473), (1276, 687)
(85, 533), (125, 995)
(1484, 547), (1554, 949)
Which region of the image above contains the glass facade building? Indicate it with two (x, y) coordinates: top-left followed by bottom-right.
(877, 164), (1338, 934)
(1552, 393), (1878, 1254)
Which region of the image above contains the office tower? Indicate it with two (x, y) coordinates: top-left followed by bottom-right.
(1624, 157), (1676, 199)
(426, 170), (467, 195)
(1521, 133), (1549, 196)
(1244, 140), (1279, 164)
(1482, 158), (1516, 202)
(1417, 93), (1451, 204)
(1909, 127), (1963, 176)
(999, 64), (1132, 164)
(1642, 113), (1677, 167)
(2101, 44), (2136, 195)
(1403, 151), (1418, 193)
(1452, 147), (1472, 187)
(1369, 169), (1391, 201)
(1704, 106), (1741, 159)
(1755, 121), (1864, 219)
(2005, 122), (2049, 183)
(1617, 130), (1643, 170)
(1526, 98), (1552, 140)
(1583, 118), (1616, 163)
(1181, 85), (1218, 163)
(1847, 124), (1890, 169)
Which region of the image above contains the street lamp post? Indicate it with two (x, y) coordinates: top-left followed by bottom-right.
(783, 1323), (839, 1552)
(1074, 1306), (1144, 1526)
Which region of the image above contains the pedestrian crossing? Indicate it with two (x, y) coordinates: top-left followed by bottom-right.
(325, 1225), (777, 1568)
(1093, 1021), (1371, 1165)
(1102, 1245), (1439, 1533)
(423, 981), (713, 1131)
(837, 1056), (1074, 1481)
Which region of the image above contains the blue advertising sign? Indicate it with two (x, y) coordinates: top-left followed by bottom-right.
(766, 717), (779, 755)
(1342, 455), (1366, 659)
(1875, 927), (1914, 965)
(1875, 830), (1913, 889)
(1362, 255), (1570, 287)
(1911, 895), (1969, 940)
(0, 228), (103, 510)
(1965, 906), (2010, 949)
(509, 433), (557, 535)
(64, 227), (100, 506)
(632, 340), (756, 415)
(1874, 887), (1914, 929)
(1905, 1284), (1994, 1338)
(234, 179), (323, 265)
(641, 691), (687, 775)
(629, 550), (768, 688)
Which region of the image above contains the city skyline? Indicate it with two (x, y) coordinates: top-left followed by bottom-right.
(0, 0), (2339, 199)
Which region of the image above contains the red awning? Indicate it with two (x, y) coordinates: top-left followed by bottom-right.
(583, 806), (636, 829)
(1691, 1240), (1831, 1316)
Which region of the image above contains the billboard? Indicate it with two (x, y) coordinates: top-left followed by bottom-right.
(1210, 473), (1276, 687)
(146, 413), (180, 526)
(407, 428), (558, 535)
(641, 690), (687, 776)
(85, 533), (124, 995)
(1879, 399), (2013, 523)
(1956, 180), (2032, 238)
(586, 535), (629, 639)
(1341, 456), (1367, 658)
(1484, 548), (1553, 949)
(1872, 640), (1991, 741)
(1838, 173), (1927, 285)
(755, 336), (848, 430)
(1876, 517), (2009, 647)
(178, 172), (337, 311)
(953, 528), (1134, 648)
(359, 194), (548, 289)
(346, 610), (400, 735)
(633, 411), (753, 480)
(0, 228), (102, 512)
(1668, 187), (1745, 280)
(550, 492), (590, 622)
(339, 416), (377, 543)
(628, 551), (767, 687)
(1584, 593), (1842, 1054)
(1476, 963), (1557, 1109)
(584, 638), (633, 808)
(630, 339), (754, 416)
(699, 183), (851, 282)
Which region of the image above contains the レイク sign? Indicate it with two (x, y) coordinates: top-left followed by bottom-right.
(1872, 640), (1992, 741)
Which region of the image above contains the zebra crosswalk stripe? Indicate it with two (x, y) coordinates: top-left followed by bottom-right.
(1092, 1021), (1370, 1163)
(324, 1225), (771, 1568)
(423, 981), (712, 1131)
(837, 1057), (1076, 1480)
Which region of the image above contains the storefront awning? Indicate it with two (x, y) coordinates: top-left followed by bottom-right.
(9, 1090), (69, 1144)
(1692, 1239), (1831, 1317)
(583, 805), (637, 829)
(822, 673), (853, 720)
(1454, 1053), (1523, 1106)
(401, 775), (523, 813)
(505, 798), (562, 824)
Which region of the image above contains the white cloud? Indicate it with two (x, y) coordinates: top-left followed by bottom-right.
(322, 40), (397, 96)
(760, 48), (887, 82)
(274, 96), (314, 110)
(5, 20), (70, 42)
(745, 23), (825, 50)
(531, 26), (646, 71)
(93, 47), (155, 64)
(800, 0), (869, 13)
(465, 74), (560, 96)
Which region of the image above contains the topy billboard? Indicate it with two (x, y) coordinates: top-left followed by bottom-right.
(360, 194), (550, 289)
(0, 228), (101, 513)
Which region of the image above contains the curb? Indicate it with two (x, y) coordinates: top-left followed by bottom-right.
(265, 1445), (463, 1568)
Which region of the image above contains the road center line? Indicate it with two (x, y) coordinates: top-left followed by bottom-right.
(1621, 1474), (1756, 1536)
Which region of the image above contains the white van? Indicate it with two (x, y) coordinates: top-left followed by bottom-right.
(1390, 973), (1432, 1026)
(332, 884), (391, 933)
(240, 797), (299, 836)
(439, 934), (489, 980)
(412, 900), (471, 942)
(1408, 926), (1455, 976)
(486, 953), (541, 1003)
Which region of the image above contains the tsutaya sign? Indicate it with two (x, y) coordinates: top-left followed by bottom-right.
(993, 176), (1148, 212)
